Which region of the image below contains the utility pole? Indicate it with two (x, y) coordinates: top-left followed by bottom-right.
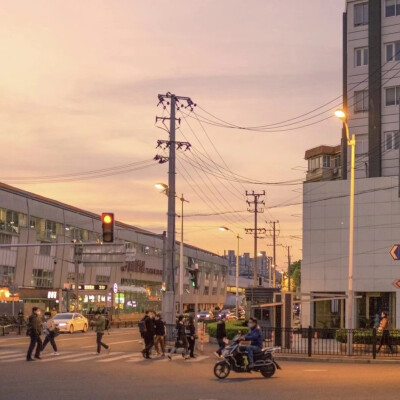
(155, 93), (193, 325)
(245, 190), (266, 286)
(286, 245), (292, 292)
(179, 194), (189, 315)
(73, 241), (83, 312)
(267, 220), (279, 288)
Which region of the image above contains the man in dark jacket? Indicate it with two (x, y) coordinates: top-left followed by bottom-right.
(26, 307), (43, 361)
(240, 317), (263, 369)
(154, 313), (166, 357)
(141, 310), (155, 359)
(215, 315), (227, 358)
(167, 315), (189, 360)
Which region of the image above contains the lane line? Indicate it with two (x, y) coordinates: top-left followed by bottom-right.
(0, 351), (21, 356)
(2, 357), (27, 363)
(0, 353), (27, 360)
(80, 340), (138, 349)
(98, 354), (135, 363)
(41, 352), (92, 362)
(67, 352), (123, 362)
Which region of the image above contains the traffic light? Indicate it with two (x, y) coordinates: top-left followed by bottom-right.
(101, 213), (114, 243)
(189, 267), (199, 289)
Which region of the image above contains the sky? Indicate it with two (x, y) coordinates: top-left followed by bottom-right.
(0, 0), (345, 270)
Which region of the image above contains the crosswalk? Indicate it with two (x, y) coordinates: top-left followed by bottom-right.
(0, 350), (210, 364)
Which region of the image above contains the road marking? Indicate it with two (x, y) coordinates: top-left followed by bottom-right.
(80, 339), (139, 348)
(98, 354), (135, 362)
(67, 352), (123, 362)
(303, 369), (328, 372)
(0, 352), (25, 360)
(41, 352), (91, 362)
(0, 351), (21, 357)
(2, 357), (27, 362)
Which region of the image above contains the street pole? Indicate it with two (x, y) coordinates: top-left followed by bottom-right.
(254, 196), (258, 287)
(235, 234), (241, 319)
(287, 246), (292, 292)
(179, 194), (189, 316)
(165, 95), (177, 326)
(273, 222), (277, 288)
(73, 243), (83, 313)
(268, 256), (273, 288)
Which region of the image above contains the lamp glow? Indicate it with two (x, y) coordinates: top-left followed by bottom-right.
(334, 109), (347, 120)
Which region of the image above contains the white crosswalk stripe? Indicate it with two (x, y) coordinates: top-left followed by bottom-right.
(0, 351), (210, 363)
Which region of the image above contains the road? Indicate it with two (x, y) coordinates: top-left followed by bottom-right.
(1, 328), (400, 400)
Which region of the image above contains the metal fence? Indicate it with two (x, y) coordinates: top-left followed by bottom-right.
(261, 327), (399, 359)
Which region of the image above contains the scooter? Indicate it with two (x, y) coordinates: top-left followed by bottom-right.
(213, 334), (281, 379)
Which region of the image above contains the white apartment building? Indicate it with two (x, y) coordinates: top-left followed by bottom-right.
(302, 0), (400, 329)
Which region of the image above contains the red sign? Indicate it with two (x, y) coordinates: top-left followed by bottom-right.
(393, 279), (400, 289)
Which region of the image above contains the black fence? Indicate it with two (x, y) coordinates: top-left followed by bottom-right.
(261, 327), (399, 359)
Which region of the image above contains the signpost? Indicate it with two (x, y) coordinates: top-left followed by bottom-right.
(9, 284), (18, 317)
(390, 245), (400, 260)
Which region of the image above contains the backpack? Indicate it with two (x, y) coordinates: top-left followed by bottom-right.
(138, 318), (147, 335)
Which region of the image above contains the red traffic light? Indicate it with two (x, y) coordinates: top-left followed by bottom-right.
(101, 213), (114, 243)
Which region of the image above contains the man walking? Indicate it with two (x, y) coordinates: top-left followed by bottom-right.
(92, 310), (110, 355)
(42, 311), (59, 355)
(141, 310), (155, 359)
(186, 316), (196, 359)
(214, 315), (227, 358)
(26, 307), (43, 361)
(154, 313), (166, 357)
(168, 315), (189, 360)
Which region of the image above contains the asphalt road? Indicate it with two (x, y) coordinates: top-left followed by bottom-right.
(1, 328), (400, 400)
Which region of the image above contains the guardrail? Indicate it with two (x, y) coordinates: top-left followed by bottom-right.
(260, 327), (399, 359)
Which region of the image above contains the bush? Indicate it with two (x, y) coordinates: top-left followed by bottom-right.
(206, 320), (249, 340)
(335, 329), (400, 345)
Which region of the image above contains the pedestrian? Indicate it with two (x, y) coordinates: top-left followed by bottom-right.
(91, 310), (110, 355)
(141, 310), (155, 359)
(17, 309), (24, 326)
(26, 307), (43, 361)
(186, 316), (196, 358)
(377, 311), (394, 354)
(168, 315), (189, 360)
(42, 312), (59, 355)
(214, 315), (227, 358)
(154, 313), (166, 357)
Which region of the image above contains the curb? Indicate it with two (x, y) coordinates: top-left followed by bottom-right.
(275, 356), (400, 364)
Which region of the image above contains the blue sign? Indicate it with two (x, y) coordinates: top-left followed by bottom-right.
(390, 245), (400, 260)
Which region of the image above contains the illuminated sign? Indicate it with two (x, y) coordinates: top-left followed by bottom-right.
(47, 291), (57, 299)
(71, 284), (108, 291)
(113, 283), (118, 294)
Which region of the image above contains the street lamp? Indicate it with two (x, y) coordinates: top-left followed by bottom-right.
(220, 226), (242, 319)
(334, 109), (356, 356)
(155, 183), (188, 316)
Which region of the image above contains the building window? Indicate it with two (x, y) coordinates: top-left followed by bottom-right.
(333, 156), (341, 168)
(322, 155), (331, 168)
(308, 157), (320, 171)
(385, 86), (400, 106)
(0, 233), (12, 244)
(384, 131), (398, 150)
(386, 0), (400, 17)
(204, 286), (209, 295)
(0, 266), (15, 285)
(31, 269), (53, 288)
(212, 287), (217, 296)
(0, 209), (25, 234)
(354, 2), (368, 26)
(96, 275), (110, 284)
(67, 272), (84, 283)
(354, 90), (369, 112)
(386, 42), (400, 62)
(39, 243), (51, 256)
(355, 47), (368, 66)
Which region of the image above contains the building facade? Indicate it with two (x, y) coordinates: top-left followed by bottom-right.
(0, 183), (228, 315)
(302, 0), (400, 329)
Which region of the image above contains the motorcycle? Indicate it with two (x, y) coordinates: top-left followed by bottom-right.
(213, 334), (281, 379)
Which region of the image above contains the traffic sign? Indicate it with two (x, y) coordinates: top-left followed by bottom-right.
(393, 279), (400, 289)
(9, 284), (18, 295)
(390, 245), (400, 260)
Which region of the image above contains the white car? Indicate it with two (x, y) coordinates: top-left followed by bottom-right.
(53, 313), (88, 334)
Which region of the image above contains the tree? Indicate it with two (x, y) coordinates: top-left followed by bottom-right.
(289, 260), (301, 291)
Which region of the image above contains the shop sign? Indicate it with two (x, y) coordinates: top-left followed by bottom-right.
(47, 291), (57, 299)
(113, 283), (118, 294)
(71, 284), (108, 291)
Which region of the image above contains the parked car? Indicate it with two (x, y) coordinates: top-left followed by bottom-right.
(53, 313), (88, 334)
(217, 309), (238, 320)
(196, 310), (214, 321)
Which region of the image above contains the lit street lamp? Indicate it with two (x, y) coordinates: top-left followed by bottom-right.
(334, 109), (356, 356)
(220, 227), (242, 319)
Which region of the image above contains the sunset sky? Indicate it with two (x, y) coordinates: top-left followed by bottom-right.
(0, 1), (345, 269)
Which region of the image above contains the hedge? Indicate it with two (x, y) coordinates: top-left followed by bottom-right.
(206, 320), (249, 340)
(335, 329), (400, 345)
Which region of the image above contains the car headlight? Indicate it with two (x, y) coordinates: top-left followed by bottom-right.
(58, 323), (67, 327)
(206, 314), (210, 318)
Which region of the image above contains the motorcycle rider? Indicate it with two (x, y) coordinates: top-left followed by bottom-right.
(240, 317), (263, 369)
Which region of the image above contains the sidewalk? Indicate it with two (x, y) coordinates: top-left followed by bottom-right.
(199, 342), (400, 364)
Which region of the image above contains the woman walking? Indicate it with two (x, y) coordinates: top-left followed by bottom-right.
(42, 312), (59, 355)
(377, 311), (394, 354)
